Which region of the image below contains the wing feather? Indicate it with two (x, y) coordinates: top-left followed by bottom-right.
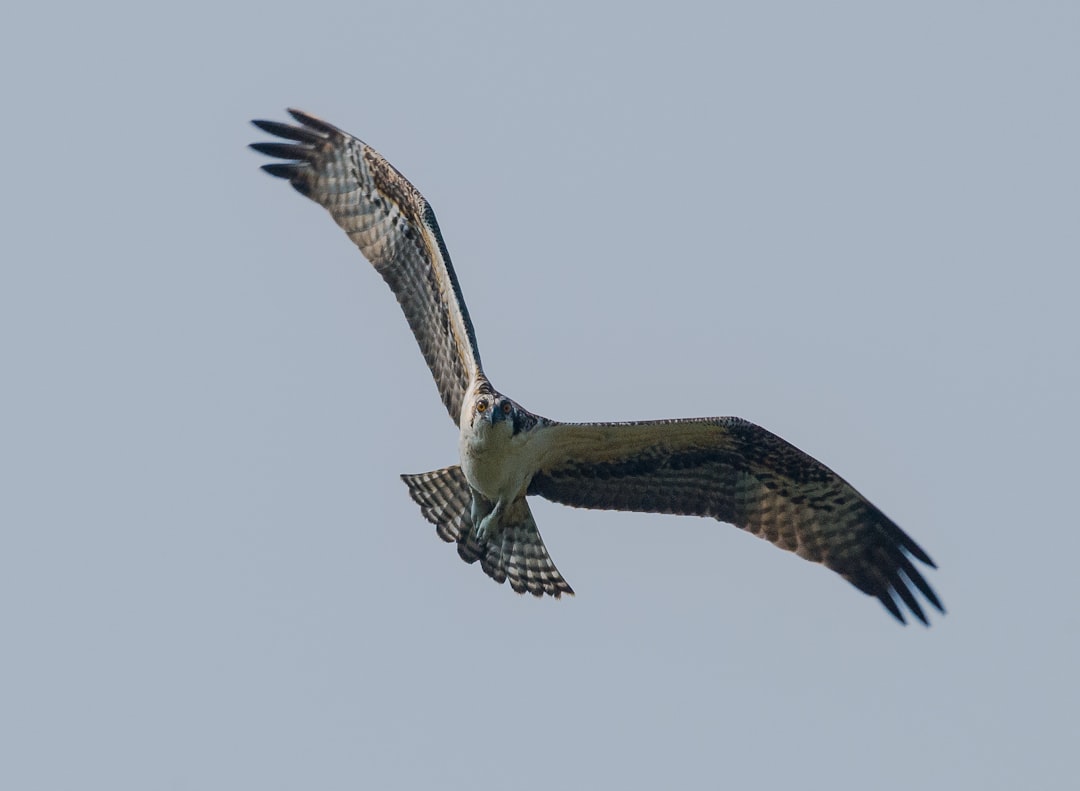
(251, 110), (483, 424)
(530, 417), (943, 624)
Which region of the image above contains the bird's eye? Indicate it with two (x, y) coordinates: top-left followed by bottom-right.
(476, 401), (487, 413)
(502, 402), (512, 415)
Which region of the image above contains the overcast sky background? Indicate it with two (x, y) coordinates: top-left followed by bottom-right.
(3, 2), (1078, 789)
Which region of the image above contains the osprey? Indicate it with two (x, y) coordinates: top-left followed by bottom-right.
(251, 110), (944, 625)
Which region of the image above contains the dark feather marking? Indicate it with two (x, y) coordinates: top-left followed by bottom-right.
(509, 402), (539, 436)
(251, 118), (323, 144)
(361, 147), (427, 231)
(253, 110), (943, 624)
(249, 142), (311, 160)
(259, 162), (300, 180)
(529, 417), (942, 624)
(286, 108), (339, 135)
(250, 110), (483, 424)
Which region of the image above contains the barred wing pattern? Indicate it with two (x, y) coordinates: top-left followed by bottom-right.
(530, 417), (942, 624)
(251, 110), (483, 424)
(252, 109), (943, 624)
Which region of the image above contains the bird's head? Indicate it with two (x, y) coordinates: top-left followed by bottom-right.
(472, 393), (514, 427)
(468, 391), (534, 436)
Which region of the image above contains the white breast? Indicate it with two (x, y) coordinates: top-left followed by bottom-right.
(459, 417), (551, 502)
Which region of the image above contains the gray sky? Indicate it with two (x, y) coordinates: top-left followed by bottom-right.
(3, 2), (1078, 789)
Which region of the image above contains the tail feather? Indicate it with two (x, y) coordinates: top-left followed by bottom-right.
(485, 497), (575, 598)
(401, 465), (472, 544)
(401, 467), (574, 598)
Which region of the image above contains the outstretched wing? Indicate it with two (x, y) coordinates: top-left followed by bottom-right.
(529, 417), (943, 624)
(250, 110), (483, 424)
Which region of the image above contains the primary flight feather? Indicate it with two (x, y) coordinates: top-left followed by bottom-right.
(251, 109), (944, 624)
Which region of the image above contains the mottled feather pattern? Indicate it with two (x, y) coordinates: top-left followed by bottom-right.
(402, 467), (573, 597)
(251, 110), (483, 424)
(254, 110), (943, 624)
(530, 417), (941, 623)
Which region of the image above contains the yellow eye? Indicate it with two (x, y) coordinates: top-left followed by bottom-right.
(476, 401), (487, 413)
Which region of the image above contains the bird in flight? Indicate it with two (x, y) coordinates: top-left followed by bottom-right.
(251, 109), (944, 625)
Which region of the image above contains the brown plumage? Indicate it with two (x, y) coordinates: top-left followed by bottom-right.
(252, 110), (944, 624)
(251, 111), (482, 424)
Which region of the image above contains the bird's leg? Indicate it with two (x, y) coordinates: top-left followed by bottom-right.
(474, 498), (505, 541)
(469, 497), (488, 532)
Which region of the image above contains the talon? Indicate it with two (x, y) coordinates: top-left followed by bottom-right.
(474, 500), (504, 542)
(475, 514), (494, 540)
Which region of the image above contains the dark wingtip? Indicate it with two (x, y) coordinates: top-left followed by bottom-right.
(870, 518), (943, 625)
(251, 118), (280, 133)
(251, 118), (324, 144)
(259, 162), (297, 180)
(249, 142), (308, 160)
(286, 108), (342, 135)
(880, 591), (907, 625)
(903, 535), (936, 568)
(881, 575), (943, 627)
(900, 553), (945, 616)
(894, 582), (929, 626)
